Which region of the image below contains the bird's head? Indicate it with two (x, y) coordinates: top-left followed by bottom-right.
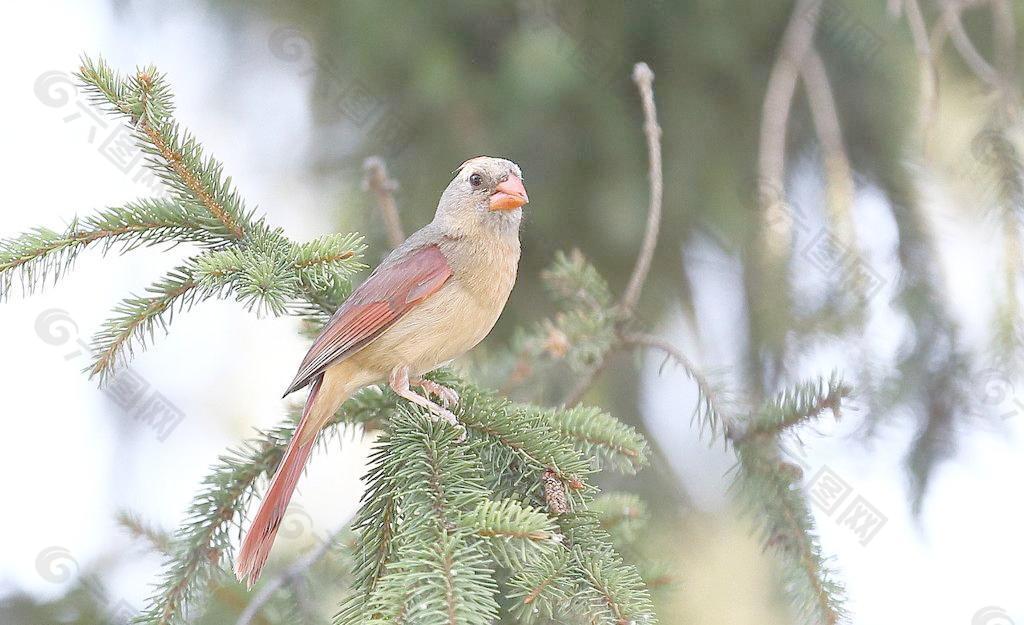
(434, 156), (528, 235)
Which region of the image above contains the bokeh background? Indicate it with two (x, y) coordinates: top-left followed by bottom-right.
(2, 1), (1023, 624)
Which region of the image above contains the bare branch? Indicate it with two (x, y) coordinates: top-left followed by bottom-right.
(904, 0), (940, 141)
(941, 1), (1001, 88)
(362, 157), (405, 249)
(991, 0), (1016, 83)
(560, 61), (665, 406)
(800, 50), (856, 246)
(563, 357), (611, 408)
(235, 530), (342, 625)
(619, 63), (663, 318)
(757, 0), (821, 251)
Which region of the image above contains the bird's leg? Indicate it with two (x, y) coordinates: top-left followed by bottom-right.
(388, 365), (466, 440)
(411, 378), (460, 409)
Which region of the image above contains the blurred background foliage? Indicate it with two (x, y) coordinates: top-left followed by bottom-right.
(5, 0), (1024, 623)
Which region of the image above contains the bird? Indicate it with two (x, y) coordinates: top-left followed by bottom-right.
(234, 156), (528, 587)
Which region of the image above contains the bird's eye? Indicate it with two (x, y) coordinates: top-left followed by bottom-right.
(469, 173), (483, 188)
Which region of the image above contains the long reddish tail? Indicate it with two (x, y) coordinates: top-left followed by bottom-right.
(235, 375), (340, 588)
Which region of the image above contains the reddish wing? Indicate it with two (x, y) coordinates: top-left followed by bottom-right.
(284, 245), (453, 395)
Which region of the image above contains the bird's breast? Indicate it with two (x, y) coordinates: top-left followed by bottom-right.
(352, 234), (519, 376)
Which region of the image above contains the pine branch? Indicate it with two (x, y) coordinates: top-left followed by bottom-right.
(461, 498), (561, 568)
(1, 57), (365, 378)
(543, 249), (613, 310)
(506, 550), (573, 623)
(620, 331), (731, 440)
(592, 493), (648, 546)
(78, 57), (253, 240)
(733, 440), (846, 625)
(560, 515), (658, 625)
(423, 373), (594, 482)
(0, 199), (224, 299)
(87, 260), (203, 381)
(365, 535), (500, 625)
(117, 509), (174, 556)
(724, 374), (853, 624)
(740, 373), (850, 441)
(577, 547), (656, 625)
(341, 411), (499, 624)
(293, 232), (366, 292)
(542, 405), (649, 474)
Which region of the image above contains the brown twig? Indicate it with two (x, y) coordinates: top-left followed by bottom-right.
(618, 63), (663, 318)
(562, 62), (663, 407)
(904, 0), (940, 143)
(800, 49), (858, 252)
(362, 157), (406, 249)
(563, 356), (611, 407)
(939, 0), (1001, 88)
(757, 0), (821, 252)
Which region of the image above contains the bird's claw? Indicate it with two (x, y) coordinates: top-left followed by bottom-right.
(437, 410), (467, 443)
(412, 380), (465, 441)
(414, 379), (461, 409)
(422, 403), (466, 442)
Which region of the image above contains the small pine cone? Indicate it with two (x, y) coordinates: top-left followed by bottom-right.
(542, 469), (569, 515)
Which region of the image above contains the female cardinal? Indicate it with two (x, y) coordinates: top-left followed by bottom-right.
(235, 156), (528, 586)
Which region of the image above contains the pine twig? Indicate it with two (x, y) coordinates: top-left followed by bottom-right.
(117, 510), (174, 555)
(620, 331), (732, 438)
(87, 263), (201, 380)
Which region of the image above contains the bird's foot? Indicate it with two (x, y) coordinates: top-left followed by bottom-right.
(418, 402), (465, 442)
(389, 366), (466, 442)
(413, 379), (460, 409)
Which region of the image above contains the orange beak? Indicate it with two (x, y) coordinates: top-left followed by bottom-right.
(489, 174), (529, 211)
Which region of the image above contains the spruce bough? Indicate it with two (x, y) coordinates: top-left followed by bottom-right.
(2, 56), (854, 625)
